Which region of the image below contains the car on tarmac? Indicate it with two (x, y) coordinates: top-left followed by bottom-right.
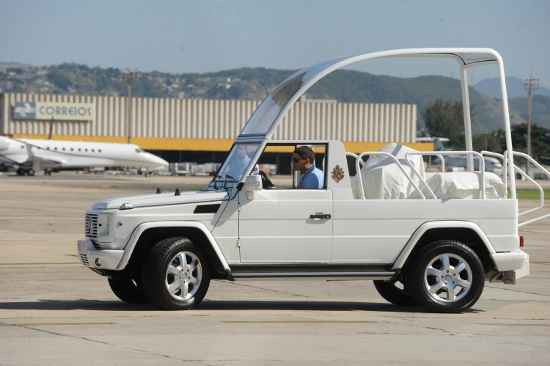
(78, 48), (541, 312)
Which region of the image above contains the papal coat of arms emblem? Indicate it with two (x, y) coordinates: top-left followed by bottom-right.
(331, 165), (345, 183)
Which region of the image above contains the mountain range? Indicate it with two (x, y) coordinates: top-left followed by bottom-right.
(1, 62), (549, 131)
(474, 77), (550, 98)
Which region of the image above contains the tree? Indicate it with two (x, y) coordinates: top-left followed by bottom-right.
(472, 131), (504, 153)
(510, 123), (550, 161)
(423, 99), (465, 149)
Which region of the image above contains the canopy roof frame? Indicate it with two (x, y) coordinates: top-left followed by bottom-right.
(236, 48), (516, 198)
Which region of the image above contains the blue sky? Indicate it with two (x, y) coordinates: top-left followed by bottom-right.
(1, 0), (549, 85)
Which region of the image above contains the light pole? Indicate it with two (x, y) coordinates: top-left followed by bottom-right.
(524, 77), (539, 176)
(123, 70), (137, 144)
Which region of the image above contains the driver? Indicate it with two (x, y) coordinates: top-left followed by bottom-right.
(292, 146), (324, 189)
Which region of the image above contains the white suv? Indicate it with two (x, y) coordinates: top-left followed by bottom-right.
(78, 48), (535, 312)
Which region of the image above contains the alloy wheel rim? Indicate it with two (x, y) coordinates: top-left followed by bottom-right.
(424, 253), (472, 303)
(165, 251), (203, 301)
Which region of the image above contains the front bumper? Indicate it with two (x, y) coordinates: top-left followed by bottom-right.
(78, 239), (124, 271)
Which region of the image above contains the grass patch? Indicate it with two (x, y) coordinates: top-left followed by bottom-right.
(516, 188), (550, 200)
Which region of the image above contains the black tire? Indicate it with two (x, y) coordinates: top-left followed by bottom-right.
(141, 237), (210, 310)
(373, 280), (416, 306)
(108, 276), (148, 304)
(408, 240), (485, 313)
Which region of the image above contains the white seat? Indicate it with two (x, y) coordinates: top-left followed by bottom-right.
(424, 171), (505, 199)
(360, 143), (425, 199)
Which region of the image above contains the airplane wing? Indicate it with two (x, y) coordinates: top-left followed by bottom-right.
(30, 148), (68, 167)
(12, 139), (67, 168)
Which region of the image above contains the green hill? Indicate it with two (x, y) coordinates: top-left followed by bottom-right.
(509, 95), (550, 129)
(1, 62), (546, 131)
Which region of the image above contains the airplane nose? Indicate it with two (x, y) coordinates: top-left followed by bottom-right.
(144, 152), (169, 169)
(156, 156), (169, 168)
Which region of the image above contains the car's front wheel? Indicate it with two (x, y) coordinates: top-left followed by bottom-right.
(142, 237), (210, 310)
(408, 240), (485, 312)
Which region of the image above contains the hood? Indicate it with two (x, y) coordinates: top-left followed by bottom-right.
(92, 190), (228, 210)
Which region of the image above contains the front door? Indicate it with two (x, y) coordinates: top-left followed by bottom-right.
(237, 189), (333, 263)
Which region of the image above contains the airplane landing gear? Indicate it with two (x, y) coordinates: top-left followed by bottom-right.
(16, 168), (35, 176)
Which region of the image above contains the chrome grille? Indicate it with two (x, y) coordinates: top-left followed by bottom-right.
(80, 253), (89, 266)
(85, 213), (98, 238)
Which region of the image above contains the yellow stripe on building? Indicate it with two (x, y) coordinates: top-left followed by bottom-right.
(12, 134), (433, 153)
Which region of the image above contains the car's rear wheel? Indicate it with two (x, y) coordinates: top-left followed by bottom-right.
(142, 237), (210, 310)
(408, 240), (485, 312)
(373, 279), (416, 306)
(108, 276), (148, 304)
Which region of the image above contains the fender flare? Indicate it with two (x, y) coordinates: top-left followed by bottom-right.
(392, 221), (495, 270)
(116, 221), (231, 273)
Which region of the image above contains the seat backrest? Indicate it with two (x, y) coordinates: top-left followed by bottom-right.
(425, 171), (505, 199)
(359, 143), (426, 199)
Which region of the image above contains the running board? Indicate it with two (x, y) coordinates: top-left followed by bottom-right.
(229, 264), (395, 280)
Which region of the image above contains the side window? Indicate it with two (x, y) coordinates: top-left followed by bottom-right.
(255, 143), (327, 190)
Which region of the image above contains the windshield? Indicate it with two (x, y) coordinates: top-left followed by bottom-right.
(208, 142), (262, 189)
(239, 71), (306, 136)
(238, 58), (341, 137)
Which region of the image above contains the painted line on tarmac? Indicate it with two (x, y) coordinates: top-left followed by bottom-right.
(0, 262), (79, 266)
(3, 321), (114, 326)
(223, 320), (380, 324)
(0, 217), (82, 220)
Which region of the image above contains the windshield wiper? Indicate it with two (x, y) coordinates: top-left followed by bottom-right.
(224, 173), (236, 182)
(222, 174), (237, 189)
(208, 173), (237, 190)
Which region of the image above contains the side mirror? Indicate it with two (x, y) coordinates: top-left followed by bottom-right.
(244, 174), (262, 191)
(242, 174), (262, 199)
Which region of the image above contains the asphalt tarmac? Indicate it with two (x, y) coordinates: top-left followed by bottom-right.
(0, 173), (549, 365)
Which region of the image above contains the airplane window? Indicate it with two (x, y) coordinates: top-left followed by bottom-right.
(62, 147), (66, 151)
(91, 149), (95, 152)
(85, 148), (88, 152)
(54, 147), (58, 151)
(135, 148), (143, 153)
(98, 149), (102, 153)
(46, 147), (50, 150)
(70, 148), (74, 151)
(78, 148), (81, 152)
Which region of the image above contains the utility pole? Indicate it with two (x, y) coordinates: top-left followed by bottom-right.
(123, 70), (137, 144)
(48, 117), (55, 140)
(524, 77), (539, 176)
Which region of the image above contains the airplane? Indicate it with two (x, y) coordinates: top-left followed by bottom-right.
(0, 136), (169, 176)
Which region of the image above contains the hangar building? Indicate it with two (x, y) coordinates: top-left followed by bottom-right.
(0, 93), (431, 163)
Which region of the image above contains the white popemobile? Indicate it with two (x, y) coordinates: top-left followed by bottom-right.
(78, 48), (546, 312)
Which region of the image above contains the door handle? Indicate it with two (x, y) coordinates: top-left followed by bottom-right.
(309, 213), (331, 220)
